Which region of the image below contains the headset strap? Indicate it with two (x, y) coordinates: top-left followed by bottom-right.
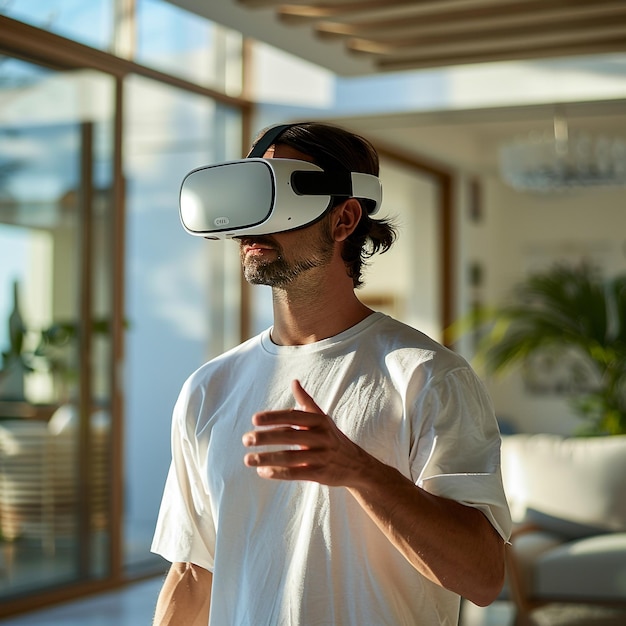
(292, 171), (381, 214)
(246, 123), (381, 214)
(246, 123), (297, 158)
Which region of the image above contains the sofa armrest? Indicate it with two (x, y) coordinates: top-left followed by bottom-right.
(505, 527), (564, 617)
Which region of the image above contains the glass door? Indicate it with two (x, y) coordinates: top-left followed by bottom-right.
(122, 73), (241, 575)
(0, 56), (116, 602)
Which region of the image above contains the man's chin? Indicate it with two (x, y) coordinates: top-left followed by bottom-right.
(244, 275), (284, 287)
(243, 266), (292, 287)
(243, 263), (279, 286)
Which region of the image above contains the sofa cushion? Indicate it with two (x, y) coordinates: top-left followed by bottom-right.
(534, 533), (626, 601)
(501, 434), (626, 534)
(509, 530), (564, 593)
(523, 508), (610, 541)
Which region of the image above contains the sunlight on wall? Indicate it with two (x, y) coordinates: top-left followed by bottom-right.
(361, 160), (441, 342)
(330, 54), (626, 118)
(252, 42), (334, 107)
(448, 55), (626, 109)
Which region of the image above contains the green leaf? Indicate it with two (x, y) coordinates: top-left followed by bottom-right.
(462, 263), (626, 435)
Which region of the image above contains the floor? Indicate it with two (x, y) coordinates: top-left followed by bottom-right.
(0, 577), (164, 626)
(0, 577), (516, 626)
(4, 582), (626, 626)
(2, 568), (626, 626)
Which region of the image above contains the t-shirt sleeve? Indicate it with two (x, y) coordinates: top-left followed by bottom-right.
(151, 377), (216, 570)
(409, 366), (512, 541)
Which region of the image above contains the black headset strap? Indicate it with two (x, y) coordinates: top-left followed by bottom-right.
(246, 123), (298, 158)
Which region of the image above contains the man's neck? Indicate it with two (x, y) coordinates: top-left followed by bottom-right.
(269, 275), (372, 346)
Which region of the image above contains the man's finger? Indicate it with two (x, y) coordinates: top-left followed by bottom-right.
(291, 379), (323, 414)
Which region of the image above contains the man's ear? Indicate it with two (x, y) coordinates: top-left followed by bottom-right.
(332, 199), (362, 242)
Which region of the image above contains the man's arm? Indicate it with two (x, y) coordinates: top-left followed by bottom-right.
(153, 562), (212, 626)
(345, 452), (505, 607)
(243, 380), (506, 607)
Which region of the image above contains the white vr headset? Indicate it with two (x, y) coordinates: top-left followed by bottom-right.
(179, 123), (383, 239)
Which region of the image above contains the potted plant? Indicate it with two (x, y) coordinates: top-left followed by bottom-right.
(470, 263), (626, 435)
(0, 281), (31, 402)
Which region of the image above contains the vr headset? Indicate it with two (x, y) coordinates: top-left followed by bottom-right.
(179, 123), (383, 239)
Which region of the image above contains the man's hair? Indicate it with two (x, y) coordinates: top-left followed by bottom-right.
(264, 122), (397, 288)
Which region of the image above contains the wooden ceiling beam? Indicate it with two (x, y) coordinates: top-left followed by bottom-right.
(238, 0), (433, 14)
(346, 13), (626, 51)
(237, 0), (299, 7)
(350, 27), (626, 58)
(235, 0), (626, 72)
(268, 0), (513, 22)
(374, 38), (626, 71)
(312, 1), (626, 39)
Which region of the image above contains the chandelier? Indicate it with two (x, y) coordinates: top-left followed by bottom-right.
(498, 114), (626, 192)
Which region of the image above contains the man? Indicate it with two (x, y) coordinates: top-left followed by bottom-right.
(152, 122), (511, 625)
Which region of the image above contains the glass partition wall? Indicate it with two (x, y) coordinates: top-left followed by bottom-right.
(0, 60), (116, 601)
(0, 4), (246, 616)
(123, 75), (242, 575)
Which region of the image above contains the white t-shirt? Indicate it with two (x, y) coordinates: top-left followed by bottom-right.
(152, 313), (511, 625)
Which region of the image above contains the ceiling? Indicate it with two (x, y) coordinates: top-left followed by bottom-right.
(170, 0), (626, 175)
(328, 99), (626, 175)
(176, 0), (626, 75)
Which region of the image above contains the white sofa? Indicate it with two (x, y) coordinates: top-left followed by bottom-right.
(500, 433), (626, 623)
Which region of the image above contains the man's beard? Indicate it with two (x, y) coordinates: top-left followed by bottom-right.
(239, 226), (335, 287)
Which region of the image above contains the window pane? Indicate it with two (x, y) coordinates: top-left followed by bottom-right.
(0, 57), (116, 598)
(135, 0), (243, 95)
(0, 0), (113, 51)
(123, 74), (241, 573)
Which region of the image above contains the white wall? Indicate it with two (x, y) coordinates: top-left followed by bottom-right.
(360, 159), (441, 342)
(466, 178), (626, 434)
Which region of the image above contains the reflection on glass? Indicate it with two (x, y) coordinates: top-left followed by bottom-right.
(0, 0), (113, 51)
(123, 74), (241, 574)
(0, 121), (81, 405)
(135, 0), (243, 95)
(0, 57), (114, 601)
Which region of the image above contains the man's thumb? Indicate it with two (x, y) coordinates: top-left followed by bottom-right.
(291, 379), (323, 414)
